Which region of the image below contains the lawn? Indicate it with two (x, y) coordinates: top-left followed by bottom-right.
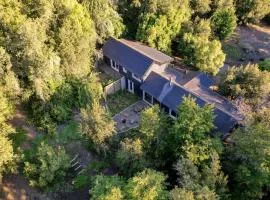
(106, 91), (140, 116)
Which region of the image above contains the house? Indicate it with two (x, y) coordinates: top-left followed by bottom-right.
(102, 37), (243, 136)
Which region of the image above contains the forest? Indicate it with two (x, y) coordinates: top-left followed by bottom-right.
(0, 0), (270, 200)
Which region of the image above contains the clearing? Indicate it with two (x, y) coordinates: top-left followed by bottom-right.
(223, 24), (270, 66)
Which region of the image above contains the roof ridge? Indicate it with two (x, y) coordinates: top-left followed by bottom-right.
(119, 39), (171, 64)
(118, 39), (158, 62)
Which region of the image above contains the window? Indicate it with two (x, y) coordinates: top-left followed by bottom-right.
(111, 60), (119, 72)
(123, 67), (127, 73)
(170, 109), (177, 119)
(143, 91), (153, 104)
(132, 73), (141, 82)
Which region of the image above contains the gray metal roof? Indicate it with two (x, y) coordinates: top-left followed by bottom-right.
(103, 38), (153, 76)
(141, 72), (239, 135)
(184, 73), (214, 89)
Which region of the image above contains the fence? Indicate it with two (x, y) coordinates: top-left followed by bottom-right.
(104, 77), (126, 97)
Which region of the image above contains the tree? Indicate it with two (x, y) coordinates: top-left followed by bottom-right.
(172, 96), (214, 145)
(219, 64), (270, 100)
(24, 142), (70, 189)
(235, 0), (270, 23)
(139, 105), (168, 147)
(90, 175), (125, 200)
(57, 0), (96, 79)
(115, 138), (147, 176)
(211, 0), (235, 12)
(0, 132), (14, 181)
(211, 9), (237, 40)
(173, 152), (228, 200)
(81, 0), (125, 43)
(0, 92), (15, 181)
(79, 101), (115, 154)
(0, 47), (20, 99)
(136, 0), (190, 53)
(139, 105), (170, 168)
(178, 19), (225, 75)
(125, 169), (169, 200)
(223, 123), (270, 199)
(190, 0), (211, 16)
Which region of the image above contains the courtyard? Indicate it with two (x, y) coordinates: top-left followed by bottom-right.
(113, 100), (149, 133)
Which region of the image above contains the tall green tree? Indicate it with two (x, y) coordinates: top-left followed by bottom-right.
(81, 0), (125, 43)
(57, 0), (96, 79)
(0, 91), (15, 181)
(125, 169), (169, 200)
(115, 138), (147, 177)
(219, 64), (270, 101)
(24, 142), (70, 189)
(172, 152), (228, 199)
(223, 123), (270, 199)
(0, 47), (20, 99)
(178, 19), (225, 75)
(211, 9), (237, 40)
(235, 0), (270, 23)
(80, 101), (115, 154)
(136, 0), (191, 53)
(139, 105), (170, 168)
(90, 175), (125, 200)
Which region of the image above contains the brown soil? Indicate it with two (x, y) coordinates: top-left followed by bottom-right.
(1, 174), (50, 200)
(8, 108), (39, 149)
(224, 24), (270, 66)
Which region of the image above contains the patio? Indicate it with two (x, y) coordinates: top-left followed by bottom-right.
(113, 101), (149, 133)
(98, 62), (122, 87)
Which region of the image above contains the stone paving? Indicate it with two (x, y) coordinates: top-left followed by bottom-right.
(113, 100), (149, 133)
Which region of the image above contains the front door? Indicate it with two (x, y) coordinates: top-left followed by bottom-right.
(127, 79), (134, 93)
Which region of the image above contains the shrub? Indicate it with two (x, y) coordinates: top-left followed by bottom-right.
(219, 64), (270, 100)
(90, 175), (125, 200)
(211, 9), (237, 40)
(73, 174), (91, 189)
(258, 59), (270, 72)
(24, 142), (70, 189)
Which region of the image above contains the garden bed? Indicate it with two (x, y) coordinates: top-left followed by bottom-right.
(106, 91), (140, 116)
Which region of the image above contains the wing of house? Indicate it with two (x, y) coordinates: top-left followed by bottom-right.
(102, 38), (243, 136)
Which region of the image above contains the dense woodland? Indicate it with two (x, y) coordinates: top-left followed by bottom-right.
(0, 0), (270, 200)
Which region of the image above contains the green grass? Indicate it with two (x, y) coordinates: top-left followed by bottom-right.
(55, 121), (82, 144)
(106, 91), (140, 116)
(222, 44), (244, 61)
(73, 175), (91, 189)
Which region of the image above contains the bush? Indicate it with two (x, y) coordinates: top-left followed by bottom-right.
(259, 59), (270, 72)
(90, 175), (125, 200)
(73, 174), (91, 189)
(219, 64), (270, 100)
(9, 128), (27, 149)
(211, 9), (237, 40)
(235, 0), (270, 24)
(28, 76), (103, 133)
(24, 142), (70, 189)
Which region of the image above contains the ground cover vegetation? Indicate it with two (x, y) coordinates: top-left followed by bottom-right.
(1, 0), (270, 199)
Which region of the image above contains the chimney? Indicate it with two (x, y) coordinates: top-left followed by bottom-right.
(169, 76), (173, 86)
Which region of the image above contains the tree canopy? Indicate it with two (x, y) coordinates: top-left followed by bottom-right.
(219, 64), (270, 101)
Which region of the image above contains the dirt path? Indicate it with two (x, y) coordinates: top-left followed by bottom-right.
(0, 108), (47, 200)
(8, 108), (39, 149)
